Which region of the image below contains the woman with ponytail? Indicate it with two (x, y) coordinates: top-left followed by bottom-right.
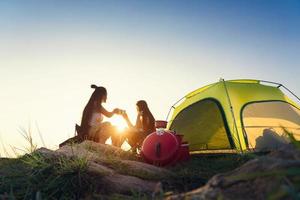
(79, 84), (122, 145)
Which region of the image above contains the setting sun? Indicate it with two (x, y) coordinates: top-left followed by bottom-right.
(103, 115), (132, 151)
(107, 116), (128, 132)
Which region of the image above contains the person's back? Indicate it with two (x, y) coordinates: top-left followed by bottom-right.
(136, 110), (155, 135)
(122, 100), (155, 152)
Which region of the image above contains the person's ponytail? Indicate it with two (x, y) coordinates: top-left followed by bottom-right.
(91, 84), (98, 89)
(88, 84), (107, 107)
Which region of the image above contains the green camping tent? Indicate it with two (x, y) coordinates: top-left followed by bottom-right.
(167, 79), (300, 153)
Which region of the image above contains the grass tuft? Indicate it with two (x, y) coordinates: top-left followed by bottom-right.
(163, 154), (253, 193)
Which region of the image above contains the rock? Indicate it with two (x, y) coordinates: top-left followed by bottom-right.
(34, 141), (168, 196)
(121, 160), (172, 177)
(35, 147), (61, 158)
(87, 161), (114, 175)
(269, 144), (300, 160)
(100, 174), (159, 194)
(55, 140), (133, 160)
(167, 145), (300, 200)
(86, 162), (159, 194)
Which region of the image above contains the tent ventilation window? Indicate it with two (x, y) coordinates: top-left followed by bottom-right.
(242, 101), (300, 151)
(170, 99), (232, 151)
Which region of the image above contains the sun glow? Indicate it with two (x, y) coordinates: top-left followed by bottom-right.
(105, 137), (131, 151)
(108, 116), (128, 132)
(104, 116), (132, 151)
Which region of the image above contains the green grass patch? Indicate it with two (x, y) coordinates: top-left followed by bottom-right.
(0, 152), (100, 199)
(163, 153), (253, 193)
(0, 150), (257, 199)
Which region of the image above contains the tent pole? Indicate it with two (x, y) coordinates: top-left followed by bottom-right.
(259, 80), (300, 104)
(281, 85), (300, 103)
(221, 78), (244, 153)
(166, 106), (175, 121)
(166, 96), (186, 121)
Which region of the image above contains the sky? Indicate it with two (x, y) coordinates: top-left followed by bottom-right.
(0, 0), (299, 156)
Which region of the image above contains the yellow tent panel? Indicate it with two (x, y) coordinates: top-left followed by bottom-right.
(167, 79), (300, 152)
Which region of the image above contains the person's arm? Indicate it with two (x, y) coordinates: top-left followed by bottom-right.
(100, 106), (118, 118)
(122, 112), (134, 128)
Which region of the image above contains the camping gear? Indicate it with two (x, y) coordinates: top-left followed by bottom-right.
(167, 79), (300, 153)
(141, 120), (190, 166)
(59, 124), (85, 147)
(155, 120), (168, 129)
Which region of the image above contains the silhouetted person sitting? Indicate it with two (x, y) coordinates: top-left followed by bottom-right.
(59, 85), (122, 147)
(79, 84), (122, 145)
(121, 100), (155, 152)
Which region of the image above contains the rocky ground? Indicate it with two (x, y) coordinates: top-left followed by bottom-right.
(0, 141), (170, 199)
(168, 145), (300, 200)
(39, 141), (168, 196)
(0, 140), (299, 199)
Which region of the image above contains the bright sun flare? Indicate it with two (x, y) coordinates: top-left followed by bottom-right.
(104, 116), (132, 151)
(108, 116), (128, 132)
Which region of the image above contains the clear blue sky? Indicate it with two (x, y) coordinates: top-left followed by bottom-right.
(0, 0), (299, 155)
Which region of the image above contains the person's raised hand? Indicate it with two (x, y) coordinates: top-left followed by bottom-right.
(113, 108), (121, 114)
(121, 111), (128, 118)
